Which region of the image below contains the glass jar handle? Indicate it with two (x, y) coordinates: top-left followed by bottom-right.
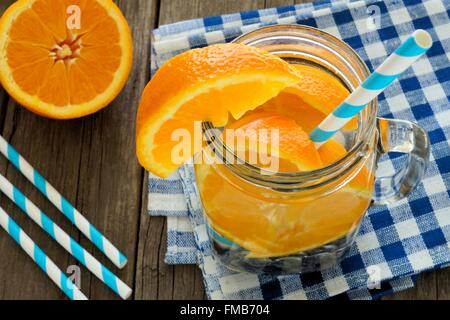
(372, 117), (430, 205)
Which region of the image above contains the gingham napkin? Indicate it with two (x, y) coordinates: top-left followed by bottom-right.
(148, 0), (450, 299)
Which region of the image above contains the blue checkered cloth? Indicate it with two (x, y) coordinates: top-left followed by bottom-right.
(148, 0), (450, 300)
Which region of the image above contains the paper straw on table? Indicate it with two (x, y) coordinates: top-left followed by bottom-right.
(0, 206), (87, 300)
(0, 174), (132, 300)
(0, 136), (127, 269)
(309, 29), (433, 146)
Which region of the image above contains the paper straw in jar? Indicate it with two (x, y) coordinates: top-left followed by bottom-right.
(309, 29), (433, 146)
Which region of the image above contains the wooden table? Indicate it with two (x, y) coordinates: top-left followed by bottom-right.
(0, 0), (447, 300)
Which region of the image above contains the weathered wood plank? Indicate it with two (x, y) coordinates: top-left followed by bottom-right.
(437, 268), (450, 299)
(0, 0), (84, 300)
(74, 0), (158, 300)
(267, 0), (295, 7)
(158, 0), (264, 25)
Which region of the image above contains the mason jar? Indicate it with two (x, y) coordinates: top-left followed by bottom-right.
(194, 25), (430, 274)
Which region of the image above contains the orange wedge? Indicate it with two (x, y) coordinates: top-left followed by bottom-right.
(283, 64), (357, 131)
(243, 91), (327, 134)
(319, 138), (374, 195)
(0, 0), (133, 119)
(240, 64), (356, 134)
(136, 43), (301, 178)
(225, 112), (323, 172)
(319, 138), (347, 166)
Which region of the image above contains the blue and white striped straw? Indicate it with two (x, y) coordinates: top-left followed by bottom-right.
(0, 174), (132, 299)
(0, 206), (87, 300)
(310, 30), (433, 146)
(0, 136), (127, 269)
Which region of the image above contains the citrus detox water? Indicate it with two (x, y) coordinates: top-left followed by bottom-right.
(136, 25), (429, 274)
(195, 143), (375, 256)
(194, 65), (376, 271)
(191, 25), (429, 274)
(188, 27), (378, 272)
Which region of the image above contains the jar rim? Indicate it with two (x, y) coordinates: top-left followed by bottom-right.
(203, 24), (378, 190)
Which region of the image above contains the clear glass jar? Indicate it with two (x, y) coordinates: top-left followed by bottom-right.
(194, 25), (430, 274)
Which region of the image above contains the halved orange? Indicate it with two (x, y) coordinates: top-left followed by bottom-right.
(0, 0), (133, 119)
(136, 43), (301, 178)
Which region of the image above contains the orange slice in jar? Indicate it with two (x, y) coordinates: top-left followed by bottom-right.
(224, 112), (323, 172)
(197, 113), (373, 258)
(244, 64), (357, 133)
(284, 64), (358, 130)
